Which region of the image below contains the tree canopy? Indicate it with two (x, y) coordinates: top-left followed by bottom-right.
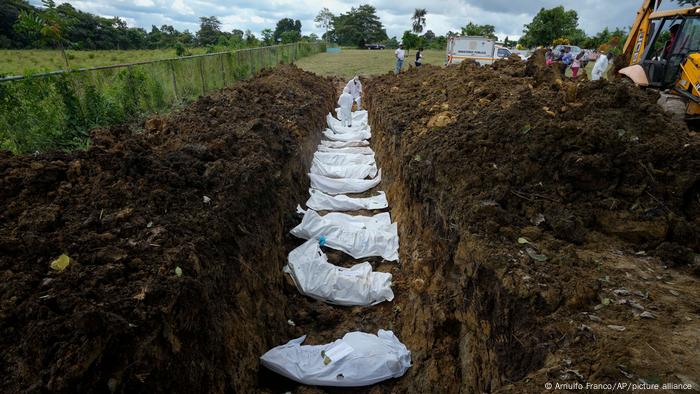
(519, 6), (581, 47)
(314, 7), (334, 43)
(411, 9), (426, 34)
(197, 16), (221, 46)
(330, 4), (387, 47)
(273, 18), (301, 44)
(461, 22), (497, 39)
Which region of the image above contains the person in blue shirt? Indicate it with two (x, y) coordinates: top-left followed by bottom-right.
(560, 47), (573, 75)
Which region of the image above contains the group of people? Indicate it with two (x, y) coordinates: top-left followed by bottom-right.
(336, 45), (423, 123)
(338, 76), (362, 127)
(393, 43), (424, 75)
(546, 47), (613, 81)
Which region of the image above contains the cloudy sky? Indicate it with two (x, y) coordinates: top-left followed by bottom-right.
(32, 0), (678, 41)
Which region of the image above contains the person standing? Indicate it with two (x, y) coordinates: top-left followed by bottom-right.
(395, 44), (405, 74)
(561, 47), (573, 75)
(571, 51), (584, 78)
(415, 47), (424, 67)
(591, 52), (612, 81)
(338, 87), (354, 127)
(345, 75), (363, 110)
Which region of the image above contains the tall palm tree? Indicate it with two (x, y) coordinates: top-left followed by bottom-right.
(411, 8), (427, 34)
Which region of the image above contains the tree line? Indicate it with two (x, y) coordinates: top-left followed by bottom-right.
(314, 5), (448, 50)
(312, 5), (631, 53)
(517, 6), (627, 52)
(1, 0), (318, 52)
(3, 0), (686, 56)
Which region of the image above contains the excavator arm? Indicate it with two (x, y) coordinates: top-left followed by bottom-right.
(623, 0), (663, 64)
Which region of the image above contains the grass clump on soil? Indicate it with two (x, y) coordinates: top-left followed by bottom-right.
(0, 64), (335, 393)
(365, 53), (700, 392)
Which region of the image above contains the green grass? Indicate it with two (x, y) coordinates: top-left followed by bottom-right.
(0, 43), (324, 154)
(0, 48), (208, 76)
(299, 48), (610, 80)
(296, 48), (446, 78)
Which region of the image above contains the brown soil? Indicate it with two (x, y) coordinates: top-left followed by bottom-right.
(0, 65), (335, 393)
(364, 58), (700, 392)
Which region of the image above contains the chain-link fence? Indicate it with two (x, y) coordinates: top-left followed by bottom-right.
(0, 42), (325, 154)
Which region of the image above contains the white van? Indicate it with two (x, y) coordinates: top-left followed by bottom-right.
(446, 36), (512, 65)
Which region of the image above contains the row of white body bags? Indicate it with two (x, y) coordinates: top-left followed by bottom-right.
(260, 109), (411, 388)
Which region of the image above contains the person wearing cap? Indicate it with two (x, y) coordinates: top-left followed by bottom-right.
(345, 75), (363, 110)
(395, 43), (405, 75)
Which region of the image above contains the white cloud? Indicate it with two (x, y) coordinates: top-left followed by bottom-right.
(172, 0), (195, 16)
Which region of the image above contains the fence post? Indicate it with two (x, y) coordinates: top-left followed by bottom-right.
(235, 50), (241, 79)
(169, 61), (179, 101)
(220, 54), (226, 87)
(198, 58), (206, 95)
(127, 65), (139, 114)
(251, 49), (256, 74)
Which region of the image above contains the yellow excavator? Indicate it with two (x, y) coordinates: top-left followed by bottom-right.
(620, 0), (700, 118)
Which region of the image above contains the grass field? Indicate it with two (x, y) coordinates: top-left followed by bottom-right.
(297, 48), (604, 79)
(295, 48), (446, 78)
(0, 48), (208, 76)
(3, 47), (604, 80)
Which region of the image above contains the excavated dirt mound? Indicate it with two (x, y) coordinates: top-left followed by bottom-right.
(0, 65), (335, 393)
(366, 58), (700, 392)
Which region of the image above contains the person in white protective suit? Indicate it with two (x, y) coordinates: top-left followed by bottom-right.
(345, 75), (362, 110)
(591, 52), (612, 81)
(338, 86), (354, 127)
